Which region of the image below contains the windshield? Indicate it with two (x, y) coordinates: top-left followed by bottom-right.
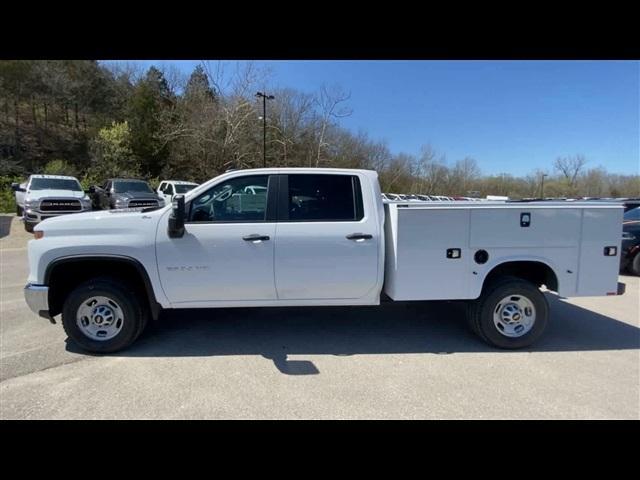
(624, 207), (640, 221)
(175, 184), (198, 194)
(29, 178), (82, 191)
(113, 181), (153, 193)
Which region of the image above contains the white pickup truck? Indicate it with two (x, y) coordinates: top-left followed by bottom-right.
(24, 168), (625, 353)
(12, 174), (93, 232)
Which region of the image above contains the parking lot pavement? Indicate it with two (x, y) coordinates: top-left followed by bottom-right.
(1, 223), (639, 419)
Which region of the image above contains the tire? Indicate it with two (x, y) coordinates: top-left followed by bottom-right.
(468, 276), (549, 349)
(630, 252), (640, 277)
(24, 222), (35, 233)
(61, 277), (148, 353)
(16, 205), (23, 216)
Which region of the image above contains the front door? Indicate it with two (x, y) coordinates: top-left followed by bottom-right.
(156, 174), (277, 305)
(274, 173), (380, 300)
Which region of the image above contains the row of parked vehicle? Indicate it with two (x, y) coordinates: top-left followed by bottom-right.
(382, 193), (485, 202)
(11, 174), (199, 232)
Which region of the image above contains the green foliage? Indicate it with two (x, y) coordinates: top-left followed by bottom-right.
(43, 159), (77, 177)
(91, 121), (140, 179)
(0, 175), (21, 213)
(147, 176), (161, 190)
(127, 67), (174, 177)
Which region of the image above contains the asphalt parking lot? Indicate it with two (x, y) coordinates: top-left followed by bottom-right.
(1, 214), (639, 419)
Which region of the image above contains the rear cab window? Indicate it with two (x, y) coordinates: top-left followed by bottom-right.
(282, 174), (364, 222)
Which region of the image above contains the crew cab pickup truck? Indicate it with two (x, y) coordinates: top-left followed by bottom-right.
(89, 178), (165, 210)
(24, 168), (625, 353)
(12, 175), (92, 232)
(157, 180), (199, 204)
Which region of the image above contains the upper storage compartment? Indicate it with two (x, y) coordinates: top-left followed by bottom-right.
(469, 207), (582, 248)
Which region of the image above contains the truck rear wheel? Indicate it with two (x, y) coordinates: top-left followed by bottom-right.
(61, 277), (147, 353)
(468, 276), (549, 349)
(16, 205), (23, 216)
(630, 252), (640, 276)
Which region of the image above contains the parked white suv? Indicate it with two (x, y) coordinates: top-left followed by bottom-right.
(12, 175), (92, 232)
(157, 180), (199, 204)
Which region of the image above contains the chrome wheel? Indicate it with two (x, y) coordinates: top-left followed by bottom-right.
(76, 296), (124, 341)
(492, 294), (536, 338)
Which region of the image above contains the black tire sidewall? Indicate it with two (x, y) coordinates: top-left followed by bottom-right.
(631, 252), (640, 276)
(477, 280), (549, 349)
(62, 280), (141, 353)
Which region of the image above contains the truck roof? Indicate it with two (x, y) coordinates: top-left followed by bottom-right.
(214, 167), (378, 178)
(109, 178), (149, 182)
(29, 174), (79, 180)
(163, 180), (199, 185)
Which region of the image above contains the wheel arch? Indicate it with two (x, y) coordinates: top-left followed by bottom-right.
(480, 260), (559, 295)
(45, 255), (161, 320)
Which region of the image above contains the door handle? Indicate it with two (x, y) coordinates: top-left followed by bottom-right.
(346, 233), (373, 241)
(243, 234), (270, 242)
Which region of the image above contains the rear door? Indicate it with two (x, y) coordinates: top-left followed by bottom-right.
(274, 173), (379, 300)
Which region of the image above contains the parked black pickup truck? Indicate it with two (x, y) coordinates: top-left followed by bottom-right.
(89, 179), (165, 210)
(621, 206), (640, 276)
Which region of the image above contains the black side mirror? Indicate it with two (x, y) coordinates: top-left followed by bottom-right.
(168, 195), (186, 238)
(88, 186), (96, 194)
(11, 183), (25, 192)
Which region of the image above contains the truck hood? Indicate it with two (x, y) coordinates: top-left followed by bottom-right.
(34, 207), (168, 236)
(25, 190), (87, 201)
(114, 191), (162, 201)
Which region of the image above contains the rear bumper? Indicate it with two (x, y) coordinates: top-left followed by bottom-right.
(24, 284), (54, 322)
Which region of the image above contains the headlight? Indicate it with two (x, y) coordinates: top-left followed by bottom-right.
(25, 199), (39, 209)
(114, 198), (128, 207)
(622, 232), (636, 240)
(158, 197), (166, 207)
(80, 197), (92, 209)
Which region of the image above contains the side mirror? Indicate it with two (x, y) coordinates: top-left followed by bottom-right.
(168, 195), (186, 238)
(11, 183), (25, 192)
(88, 186), (96, 194)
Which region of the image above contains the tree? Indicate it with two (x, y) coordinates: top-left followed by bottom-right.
(90, 121), (140, 179)
(127, 67), (175, 177)
(43, 159), (77, 176)
(450, 157), (481, 195)
(554, 155), (587, 188)
(313, 85), (352, 167)
(184, 65), (216, 103)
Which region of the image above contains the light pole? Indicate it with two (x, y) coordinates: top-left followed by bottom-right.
(256, 91), (274, 168)
(540, 173), (548, 199)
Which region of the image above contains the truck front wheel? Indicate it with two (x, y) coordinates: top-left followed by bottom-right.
(61, 277), (147, 353)
(468, 276), (549, 349)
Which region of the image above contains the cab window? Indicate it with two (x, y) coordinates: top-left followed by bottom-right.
(188, 175), (269, 223)
(285, 174), (364, 222)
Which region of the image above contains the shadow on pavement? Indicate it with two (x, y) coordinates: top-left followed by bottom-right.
(66, 293), (640, 375)
(0, 215), (14, 238)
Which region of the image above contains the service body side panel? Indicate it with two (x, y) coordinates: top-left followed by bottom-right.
(576, 207), (623, 296)
(383, 205), (471, 300)
(383, 202), (622, 301)
(468, 207), (582, 298)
